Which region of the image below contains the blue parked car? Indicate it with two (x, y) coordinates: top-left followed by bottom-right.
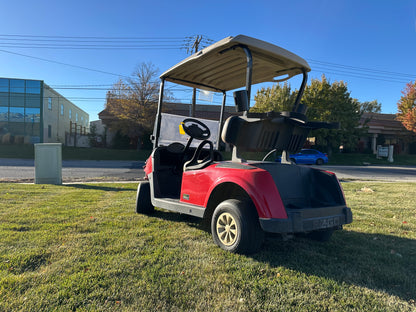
(277, 149), (328, 165)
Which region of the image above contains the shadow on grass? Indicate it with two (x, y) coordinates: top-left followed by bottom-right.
(63, 183), (137, 192)
(151, 208), (201, 225)
(253, 230), (416, 303)
(146, 208), (415, 303)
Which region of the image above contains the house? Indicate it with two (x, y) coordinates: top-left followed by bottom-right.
(358, 113), (416, 154)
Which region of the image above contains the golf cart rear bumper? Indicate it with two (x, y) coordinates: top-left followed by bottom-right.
(259, 205), (352, 233)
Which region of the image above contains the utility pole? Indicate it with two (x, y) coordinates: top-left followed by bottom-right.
(184, 35), (213, 116)
(189, 35), (202, 117)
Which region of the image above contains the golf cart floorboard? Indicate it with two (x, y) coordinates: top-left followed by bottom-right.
(152, 197), (205, 218)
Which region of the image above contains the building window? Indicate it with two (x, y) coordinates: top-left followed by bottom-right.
(76, 113), (78, 122)
(0, 106), (8, 121)
(69, 109), (72, 119)
(26, 80), (41, 95)
(48, 97), (52, 110)
(60, 104), (64, 115)
(9, 107), (24, 122)
(48, 125), (52, 138)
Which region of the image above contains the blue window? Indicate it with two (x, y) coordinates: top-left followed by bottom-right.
(0, 78), (9, 92)
(25, 80), (41, 94)
(0, 106), (8, 121)
(9, 107), (24, 122)
(25, 108), (40, 123)
(10, 79), (25, 93)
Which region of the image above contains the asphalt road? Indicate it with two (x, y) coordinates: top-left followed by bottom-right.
(317, 165), (416, 182)
(0, 158), (146, 183)
(0, 158), (416, 183)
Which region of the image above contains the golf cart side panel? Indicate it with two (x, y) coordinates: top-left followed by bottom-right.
(180, 164), (288, 219)
(143, 154), (152, 177)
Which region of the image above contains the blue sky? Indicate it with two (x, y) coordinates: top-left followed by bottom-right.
(0, 0), (415, 121)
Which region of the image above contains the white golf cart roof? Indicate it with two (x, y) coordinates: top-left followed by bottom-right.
(160, 35), (311, 92)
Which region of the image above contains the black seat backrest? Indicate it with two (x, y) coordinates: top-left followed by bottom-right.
(222, 115), (311, 162)
(222, 116), (294, 151)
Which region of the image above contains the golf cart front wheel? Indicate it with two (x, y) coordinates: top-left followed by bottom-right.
(211, 199), (264, 254)
(135, 181), (154, 215)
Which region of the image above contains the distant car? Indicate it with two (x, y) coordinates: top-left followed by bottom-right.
(277, 149), (328, 165)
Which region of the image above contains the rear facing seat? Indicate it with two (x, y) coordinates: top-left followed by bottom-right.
(221, 114), (309, 162)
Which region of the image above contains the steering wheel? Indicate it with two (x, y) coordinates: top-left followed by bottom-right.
(182, 118), (211, 140)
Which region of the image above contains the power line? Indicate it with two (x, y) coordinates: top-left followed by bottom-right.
(308, 59), (416, 84)
(50, 84), (114, 87)
(312, 67), (411, 84)
(0, 34), (186, 50)
(308, 59), (415, 78)
(0, 49), (129, 78)
(0, 45), (184, 50)
(0, 34), (185, 39)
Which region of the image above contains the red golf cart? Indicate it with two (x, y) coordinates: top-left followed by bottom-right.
(136, 35), (352, 254)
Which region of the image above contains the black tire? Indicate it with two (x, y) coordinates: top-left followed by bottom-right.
(135, 181), (154, 214)
(211, 199), (264, 254)
(316, 158), (324, 165)
(290, 158), (296, 164)
(307, 229), (334, 242)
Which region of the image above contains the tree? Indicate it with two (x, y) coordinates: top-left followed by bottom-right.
(360, 100), (382, 114)
(105, 62), (159, 148)
(397, 81), (416, 133)
(302, 76), (363, 152)
(251, 82), (296, 112)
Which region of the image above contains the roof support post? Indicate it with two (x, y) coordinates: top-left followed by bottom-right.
(293, 69), (308, 112)
(241, 45), (253, 116)
(217, 91), (227, 148)
(153, 78), (165, 148)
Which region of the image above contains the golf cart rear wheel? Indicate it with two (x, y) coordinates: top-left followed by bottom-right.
(211, 199), (264, 254)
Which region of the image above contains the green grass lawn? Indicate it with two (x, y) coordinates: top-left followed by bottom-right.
(0, 182), (415, 311)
